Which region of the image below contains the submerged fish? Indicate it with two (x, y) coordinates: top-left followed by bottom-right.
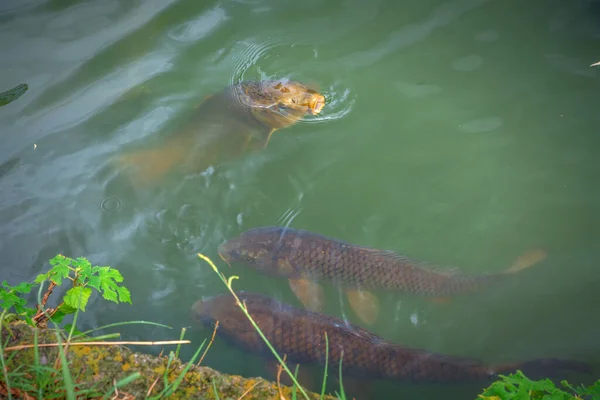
(218, 226), (547, 325)
(116, 80), (325, 185)
(192, 292), (590, 385)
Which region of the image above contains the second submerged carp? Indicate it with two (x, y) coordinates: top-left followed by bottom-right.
(218, 226), (547, 324)
(192, 292), (589, 387)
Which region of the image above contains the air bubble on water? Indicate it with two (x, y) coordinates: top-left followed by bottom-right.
(410, 312), (419, 326)
(237, 213), (243, 226)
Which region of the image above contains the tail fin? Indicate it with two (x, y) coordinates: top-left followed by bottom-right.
(504, 248), (547, 274)
(494, 357), (592, 381)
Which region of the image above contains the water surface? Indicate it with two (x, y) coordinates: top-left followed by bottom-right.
(1, 0), (599, 397)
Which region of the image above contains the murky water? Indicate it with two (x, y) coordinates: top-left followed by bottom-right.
(1, 0), (599, 397)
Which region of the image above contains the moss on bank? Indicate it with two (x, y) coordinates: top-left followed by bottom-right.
(1, 321), (335, 399)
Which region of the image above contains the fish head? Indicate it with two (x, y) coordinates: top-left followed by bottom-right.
(218, 227), (297, 277)
(192, 294), (242, 328)
(191, 292), (275, 350)
(237, 80), (326, 129)
(263, 80), (326, 116)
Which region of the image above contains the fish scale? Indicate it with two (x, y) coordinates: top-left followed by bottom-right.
(268, 227), (502, 295)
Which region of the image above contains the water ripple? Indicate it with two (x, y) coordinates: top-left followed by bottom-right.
(167, 6), (228, 43)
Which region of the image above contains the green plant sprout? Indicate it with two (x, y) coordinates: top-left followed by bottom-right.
(1, 254), (131, 328)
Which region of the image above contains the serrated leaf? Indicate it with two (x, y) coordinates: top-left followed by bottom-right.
(35, 274), (48, 284)
(96, 267), (127, 304)
(48, 260), (70, 286)
(74, 257), (93, 279)
(0, 290), (13, 302)
(116, 286), (132, 304)
(12, 282), (34, 294)
(98, 267), (124, 282)
(12, 297), (29, 313)
(87, 275), (101, 291)
(63, 286), (92, 312)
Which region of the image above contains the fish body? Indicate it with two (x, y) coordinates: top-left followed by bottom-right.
(218, 226), (547, 324)
(117, 80), (325, 185)
(192, 292), (590, 384)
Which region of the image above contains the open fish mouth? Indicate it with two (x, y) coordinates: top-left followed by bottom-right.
(310, 95), (326, 114)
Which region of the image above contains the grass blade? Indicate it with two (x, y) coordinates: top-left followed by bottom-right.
(0, 310), (13, 400)
(73, 321), (172, 339)
(212, 380), (221, 400)
(320, 332), (329, 399)
(53, 329), (76, 400)
(175, 328), (186, 359)
(102, 372), (141, 400)
(198, 253), (312, 400)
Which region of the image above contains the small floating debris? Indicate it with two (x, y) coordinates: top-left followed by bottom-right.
(0, 83), (28, 107)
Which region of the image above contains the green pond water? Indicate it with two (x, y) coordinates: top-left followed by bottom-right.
(1, 0), (599, 398)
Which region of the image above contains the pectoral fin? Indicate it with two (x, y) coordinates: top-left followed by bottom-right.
(346, 289), (380, 325)
(289, 278), (324, 312)
(505, 248), (547, 273)
(262, 129), (275, 149)
(195, 94), (214, 109)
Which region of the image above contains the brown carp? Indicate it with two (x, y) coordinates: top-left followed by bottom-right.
(218, 226), (547, 325)
(116, 80), (325, 185)
(191, 292), (590, 385)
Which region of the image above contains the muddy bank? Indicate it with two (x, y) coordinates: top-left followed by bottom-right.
(1, 322), (334, 399)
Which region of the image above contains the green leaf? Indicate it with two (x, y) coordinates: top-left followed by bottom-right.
(23, 307), (36, 317)
(0, 289), (31, 315)
(116, 286), (132, 304)
(50, 304), (78, 323)
(63, 324), (84, 337)
(47, 255), (71, 285)
(87, 275), (101, 292)
(74, 257), (93, 278)
(95, 267), (129, 304)
(63, 287), (92, 312)
(12, 282), (34, 294)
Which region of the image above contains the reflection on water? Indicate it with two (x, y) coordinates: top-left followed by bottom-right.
(1, 0), (599, 397)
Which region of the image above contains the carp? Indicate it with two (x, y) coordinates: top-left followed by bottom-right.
(192, 292), (589, 385)
(218, 226), (546, 325)
(117, 80), (325, 185)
